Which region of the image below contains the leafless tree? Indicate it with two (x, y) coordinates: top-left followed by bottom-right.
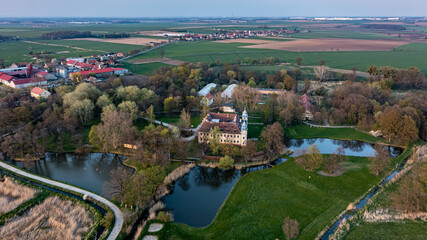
(261, 122), (284, 161)
(314, 65), (329, 81)
(369, 146), (391, 176)
(104, 167), (133, 204)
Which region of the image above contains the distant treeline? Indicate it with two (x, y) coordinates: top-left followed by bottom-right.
(0, 35), (19, 42)
(361, 24), (406, 30)
(41, 31), (92, 40)
(41, 31), (130, 40)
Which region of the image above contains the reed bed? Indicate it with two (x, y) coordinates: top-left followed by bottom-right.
(0, 196), (93, 240)
(0, 177), (36, 214)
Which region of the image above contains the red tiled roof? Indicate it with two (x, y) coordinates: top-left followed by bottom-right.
(0, 72), (15, 81)
(31, 87), (46, 95)
(13, 77), (46, 85)
(205, 92), (213, 101)
(198, 113), (241, 134)
(35, 71), (48, 77)
(299, 94), (314, 112)
(70, 68), (124, 77)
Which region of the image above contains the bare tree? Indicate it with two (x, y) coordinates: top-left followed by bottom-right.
(104, 167), (133, 205)
(178, 108), (191, 129)
(323, 147), (347, 174)
(282, 217), (299, 239)
(314, 65), (329, 81)
(369, 146), (391, 176)
(261, 122), (284, 161)
(241, 140), (258, 162)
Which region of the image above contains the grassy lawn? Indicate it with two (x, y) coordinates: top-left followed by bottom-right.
(161, 156), (382, 240)
(247, 124), (264, 139)
(344, 222), (427, 240)
(157, 113), (203, 128)
(284, 124), (385, 144)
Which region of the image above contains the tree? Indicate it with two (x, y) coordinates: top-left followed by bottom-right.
(378, 110), (418, 143)
(314, 65), (329, 81)
(261, 122), (284, 160)
(71, 98), (94, 125)
(72, 72), (83, 84)
(218, 155), (234, 169)
(178, 108), (191, 129)
(392, 163), (426, 213)
(164, 97), (178, 113)
(369, 146), (391, 176)
(279, 109), (293, 126)
(306, 144), (323, 171)
(295, 57), (302, 66)
(145, 105), (155, 121)
(282, 217), (299, 239)
(284, 75), (296, 91)
(323, 147), (347, 174)
(96, 110), (137, 151)
(241, 140), (258, 162)
(118, 101), (139, 121)
(303, 79), (311, 93)
(295, 148), (309, 170)
(158, 48), (165, 58)
(104, 167), (133, 205)
(96, 94), (111, 108)
(208, 126), (221, 155)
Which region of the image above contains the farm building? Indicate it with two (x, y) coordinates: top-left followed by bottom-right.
(69, 68), (128, 79)
(221, 84), (237, 98)
(30, 87), (51, 99)
(198, 110), (248, 146)
(35, 71), (57, 80)
(198, 83), (217, 106)
(2, 76), (47, 89)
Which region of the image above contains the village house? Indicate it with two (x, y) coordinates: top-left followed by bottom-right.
(198, 110), (248, 146)
(30, 87), (51, 99)
(35, 71), (57, 80)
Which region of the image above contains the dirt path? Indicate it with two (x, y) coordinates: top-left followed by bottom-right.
(301, 66), (370, 78)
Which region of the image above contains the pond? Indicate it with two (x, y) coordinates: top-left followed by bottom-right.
(163, 139), (403, 227)
(286, 138), (403, 158)
(6, 152), (126, 196)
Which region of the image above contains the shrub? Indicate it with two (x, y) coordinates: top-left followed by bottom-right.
(157, 211), (171, 222)
(218, 155), (234, 169)
(282, 217), (299, 239)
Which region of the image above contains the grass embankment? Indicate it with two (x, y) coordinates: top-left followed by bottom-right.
(284, 124), (386, 144)
(121, 62), (172, 76)
(344, 222), (427, 240)
(158, 156), (382, 240)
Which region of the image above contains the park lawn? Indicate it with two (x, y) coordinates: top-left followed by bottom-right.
(162, 156), (382, 240)
(343, 221), (427, 240)
(247, 124), (264, 139)
(284, 124), (385, 144)
(157, 114), (203, 128)
(121, 62), (171, 76)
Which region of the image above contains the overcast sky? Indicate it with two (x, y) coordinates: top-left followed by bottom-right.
(0, 0), (426, 18)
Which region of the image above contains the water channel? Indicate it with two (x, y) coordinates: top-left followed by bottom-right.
(5, 139), (403, 232)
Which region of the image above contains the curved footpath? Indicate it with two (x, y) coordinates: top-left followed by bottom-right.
(303, 121), (356, 129)
(0, 161), (123, 240)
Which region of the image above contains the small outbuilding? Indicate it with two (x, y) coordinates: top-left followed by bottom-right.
(31, 87), (51, 99)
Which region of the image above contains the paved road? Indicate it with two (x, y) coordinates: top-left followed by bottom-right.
(0, 161), (123, 240)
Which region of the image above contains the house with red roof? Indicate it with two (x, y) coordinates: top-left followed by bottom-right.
(1, 74), (47, 89)
(30, 87), (51, 99)
(35, 71), (57, 80)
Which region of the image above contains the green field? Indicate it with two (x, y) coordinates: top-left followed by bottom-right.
(344, 222), (427, 240)
(160, 155), (382, 240)
(126, 41), (427, 74)
(121, 62), (171, 76)
(37, 39), (145, 54)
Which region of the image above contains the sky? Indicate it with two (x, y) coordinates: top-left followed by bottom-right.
(0, 0), (426, 18)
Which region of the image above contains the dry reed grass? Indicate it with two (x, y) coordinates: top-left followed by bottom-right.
(0, 196), (93, 240)
(0, 177), (36, 214)
(163, 163), (195, 185)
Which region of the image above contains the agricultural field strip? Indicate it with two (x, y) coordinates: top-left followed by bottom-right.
(21, 40), (108, 53)
(0, 161), (123, 240)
